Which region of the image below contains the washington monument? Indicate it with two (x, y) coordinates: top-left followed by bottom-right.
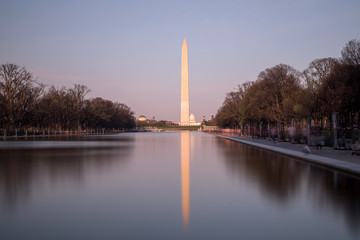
(181, 38), (190, 125)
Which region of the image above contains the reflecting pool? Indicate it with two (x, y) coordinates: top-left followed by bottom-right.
(0, 132), (359, 239)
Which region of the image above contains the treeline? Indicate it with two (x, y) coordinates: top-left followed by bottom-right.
(216, 39), (360, 130)
(0, 64), (136, 131)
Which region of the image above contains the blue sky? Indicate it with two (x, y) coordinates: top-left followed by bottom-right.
(1, 0), (359, 121)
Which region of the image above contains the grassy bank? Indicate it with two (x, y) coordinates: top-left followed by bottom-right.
(157, 125), (201, 131)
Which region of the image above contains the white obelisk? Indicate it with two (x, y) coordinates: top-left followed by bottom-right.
(181, 38), (190, 125)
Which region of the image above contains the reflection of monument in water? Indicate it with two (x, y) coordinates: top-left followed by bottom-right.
(180, 39), (201, 126)
(181, 131), (190, 229)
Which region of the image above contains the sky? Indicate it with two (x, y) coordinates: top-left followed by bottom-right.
(0, 0), (359, 122)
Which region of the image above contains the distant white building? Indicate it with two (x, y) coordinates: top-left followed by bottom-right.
(138, 115), (148, 121)
(189, 113), (201, 126)
(175, 113), (201, 126)
(190, 113), (196, 123)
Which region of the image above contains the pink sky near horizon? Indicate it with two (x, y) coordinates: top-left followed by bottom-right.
(1, 0), (359, 122)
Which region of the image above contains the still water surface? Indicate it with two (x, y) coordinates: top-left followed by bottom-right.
(0, 132), (360, 239)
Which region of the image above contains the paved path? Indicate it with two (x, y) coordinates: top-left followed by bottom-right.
(214, 134), (360, 176)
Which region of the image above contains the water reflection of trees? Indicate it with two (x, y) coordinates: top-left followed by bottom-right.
(218, 139), (360, 235)
(0, 142), (133, 210)
(219, 139), (304, 203)
(306, 167), (360, 234)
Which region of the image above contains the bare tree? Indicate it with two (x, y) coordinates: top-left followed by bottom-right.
(36, 86), (74, 129)
(255, 64), (302, 123)
(69, 84), (90, 131)
(341, 39), (360, 66)
(303, 58), (338, 85)
(0, 64), (44, 129)
(215, 82), (252, 128)
(302, 58), (338, 124)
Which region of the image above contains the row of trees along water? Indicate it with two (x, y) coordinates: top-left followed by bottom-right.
(216, 39), (360, 144)
(0, 64), (136, 135)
